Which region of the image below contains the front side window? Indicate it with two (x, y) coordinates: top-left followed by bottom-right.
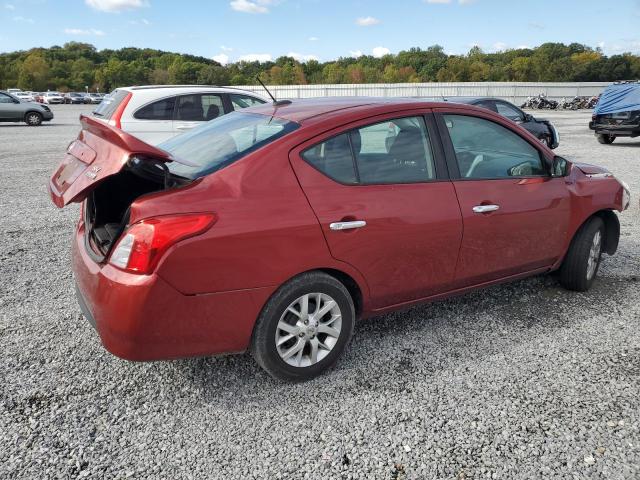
(0, 93), (14, 104)
(134, 97), (176, 120)
(161, 112), (298, 179)
(443, 114), (546, 179)
(301, 116), (436, 185)
(495, 102), (524, 122)
(230, 94), (266, 110)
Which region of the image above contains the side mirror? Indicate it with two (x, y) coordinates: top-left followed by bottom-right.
(551, 156), (568, 177)
(523, 113), (533, 122)
(13, 98), (20, 104)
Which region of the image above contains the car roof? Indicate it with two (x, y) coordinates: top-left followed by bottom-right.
(246, 96), (456, 123)
(117, 85), (263, 94)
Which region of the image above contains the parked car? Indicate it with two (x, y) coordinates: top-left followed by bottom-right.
(14, 91), (35, 102)
(91, 85), (268, 144)
(445, 97), (560, 148)
(0, 90), (54, 125)
(85, 93), (103, 104)
(32, 92), (45, 103)
(65, 92), (87, 104)
(49, 97), (629, 381)
(7, 88), (22, 94)
(589, 81), (640, 144)
(42, 92), (64, 104)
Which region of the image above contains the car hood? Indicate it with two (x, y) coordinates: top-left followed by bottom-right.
(573, 163), (611, 175)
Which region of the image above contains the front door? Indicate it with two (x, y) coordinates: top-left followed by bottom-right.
(290, 113), (463, 309)
(436, 110), (571, 286)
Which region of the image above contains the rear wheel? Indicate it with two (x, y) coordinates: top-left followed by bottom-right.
(597, 134), (615, 144)
(559, 217), (604, 292)
(25, 112), (42, 126)
(251, 272), (355, 381)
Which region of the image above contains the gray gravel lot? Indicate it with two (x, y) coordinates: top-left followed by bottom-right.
(1, 105), (639, 479)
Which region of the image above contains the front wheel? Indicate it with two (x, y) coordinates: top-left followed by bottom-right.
(25, 112), (42, 126)
(597, 134), (615, 144)
(559, 217), (604, 292)
(251, 272), (355, 381)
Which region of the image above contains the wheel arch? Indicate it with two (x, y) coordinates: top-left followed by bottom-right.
(593, 209), (620, 255)
(24, 109), (43, 120)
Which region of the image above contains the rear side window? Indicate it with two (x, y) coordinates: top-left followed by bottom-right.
(444, 114), (546, 179)
(176, 94), (224, 121)
(230, 94), (266, 110)
(301, 116), (436, 185)
(302, 134), (357, 184)
(134, 97), (176, 120)
(92, 89), (130, 119)
(354, 117), (435, 184)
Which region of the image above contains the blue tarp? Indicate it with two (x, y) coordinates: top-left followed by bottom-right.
(594, 83), (640, 115)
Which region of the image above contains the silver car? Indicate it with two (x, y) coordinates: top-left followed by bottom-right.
(0, 90), (54, 126)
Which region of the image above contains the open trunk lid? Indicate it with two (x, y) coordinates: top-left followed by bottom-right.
(49, 115), (178, 208)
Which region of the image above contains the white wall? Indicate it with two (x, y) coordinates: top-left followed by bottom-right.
(232, 82), (610, 104)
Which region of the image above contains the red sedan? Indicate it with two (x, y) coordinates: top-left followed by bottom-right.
(49, 98), (630, 381)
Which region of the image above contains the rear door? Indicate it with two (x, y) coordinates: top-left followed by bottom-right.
(290, 112), (463, 309)
(125, 96), (176, 145)
(435, 108), (570, 286)
(173, 93), (225, 136)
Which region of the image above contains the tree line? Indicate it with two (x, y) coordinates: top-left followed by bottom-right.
(1, 41), (639, 92)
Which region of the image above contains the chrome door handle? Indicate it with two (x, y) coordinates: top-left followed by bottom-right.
(176, 125), (194, 130)
(472, 204), (500, 213)
(329, 220), (367, 231)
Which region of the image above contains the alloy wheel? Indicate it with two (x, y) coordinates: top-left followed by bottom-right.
(275, 292), (342, 368)
(586, 230), (602, 280)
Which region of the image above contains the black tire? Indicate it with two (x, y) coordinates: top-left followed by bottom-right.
(251, 272), (355, 381)
(559, 217), (605, 292)
(596, 134), (615, 144)
(24, 112), (42, 126)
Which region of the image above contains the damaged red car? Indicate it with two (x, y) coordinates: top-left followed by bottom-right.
(49, 98), (630, 381)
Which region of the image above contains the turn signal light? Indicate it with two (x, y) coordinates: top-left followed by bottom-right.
(109, 213), (216, 274)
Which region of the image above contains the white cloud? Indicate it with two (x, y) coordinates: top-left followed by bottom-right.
(238, 53), (272, 62)
(213, 53), (230, 65)
(493, 42), (508, 51)
(372, 46), (390, 58)
(85, 0), (147, 12)
(13, 16), (34, 23)
(308, 36), (319, 41)
(287, 52), (319, 62)
(128, 18), (150, 25)
(64, 28), (106, 36)
(4, 3), (15, 10)
(220, 45), (233, 52)
(230, 0), (274, 14)
(349, 50), (363, 57)
(356, 16), (380, 26)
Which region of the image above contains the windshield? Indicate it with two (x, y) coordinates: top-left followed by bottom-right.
(160, 111), (299, 179)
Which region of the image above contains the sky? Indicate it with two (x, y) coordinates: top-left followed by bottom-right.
(1, 0), (640, 63)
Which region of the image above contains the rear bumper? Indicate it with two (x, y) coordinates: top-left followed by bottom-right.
(72, 223), (274, 361)
(590, 121), (640, 137)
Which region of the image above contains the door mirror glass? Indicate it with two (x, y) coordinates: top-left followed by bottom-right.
(551, 156), (568, 177)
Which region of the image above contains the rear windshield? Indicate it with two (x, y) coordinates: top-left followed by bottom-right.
(160, 111), (299, 179)
(92, 89), (129, 119)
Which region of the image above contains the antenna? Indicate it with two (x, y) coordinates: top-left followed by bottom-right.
(256, 76), (292, 106)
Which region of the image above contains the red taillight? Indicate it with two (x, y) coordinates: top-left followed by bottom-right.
(107, 91), (132, 130)
(109, 213), (216, 274)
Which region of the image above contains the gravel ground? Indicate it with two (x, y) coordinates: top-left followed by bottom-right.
(1, 105), (639, 479)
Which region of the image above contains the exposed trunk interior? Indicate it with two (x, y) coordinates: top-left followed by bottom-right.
(84, 159), (188, 260)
